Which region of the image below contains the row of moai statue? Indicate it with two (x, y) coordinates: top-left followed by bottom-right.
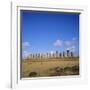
(27, 50), (74, 59)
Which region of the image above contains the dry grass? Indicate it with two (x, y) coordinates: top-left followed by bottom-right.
(21, 57), (79, 78)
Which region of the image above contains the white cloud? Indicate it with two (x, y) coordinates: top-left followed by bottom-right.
(66, 46), (76, 52)
(65, 41), (72, 46)
(53, 40), (62, 47)
(22, 42), (30, 48)
(65, 38), (77, 46)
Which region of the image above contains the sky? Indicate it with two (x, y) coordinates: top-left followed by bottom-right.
(21, 10), (79, 58)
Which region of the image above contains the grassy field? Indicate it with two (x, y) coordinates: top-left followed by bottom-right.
(21, 57), (79, 78)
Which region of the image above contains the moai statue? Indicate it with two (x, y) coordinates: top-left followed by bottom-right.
(50, 53), (53, 58)
(28, 54), (30, 59)
(36, 53), (37, 59)
(39, 53), (41, 59)
(59, 53), (62, 58)
(56, 51), (58, 58)
(42, 54), (44, 59)
(45, 53), (47, 59)
(49, 53), (51, 59)
(63, 51), (65, 58)
(38, 53), (40, 59)
(50, 53), (52, 59)
(32, 54), (34, 59)
(41, 54), (43, 59)
(47, 53), (48, 58)
(43, 54), (45, 59)
(30, 54), (32, 59)
(31, 54), (33, 59)
(52, 53), (54, 58)
(39, 53), (41, 58)
(36, 53), (38, 59)
(71, 51), (74, 57)
(67, 50), (70, 57)
(34, 54), (36, 59)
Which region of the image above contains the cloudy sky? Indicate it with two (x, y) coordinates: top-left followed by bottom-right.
(21, 10), (79, 58)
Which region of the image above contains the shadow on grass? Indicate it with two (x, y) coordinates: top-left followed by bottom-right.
(49, 65), (79, 76)
(29, 72), (38, 77)
(28, 65), (79, 77)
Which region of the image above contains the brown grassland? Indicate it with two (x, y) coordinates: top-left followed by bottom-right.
(21, 57), (79, 78)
